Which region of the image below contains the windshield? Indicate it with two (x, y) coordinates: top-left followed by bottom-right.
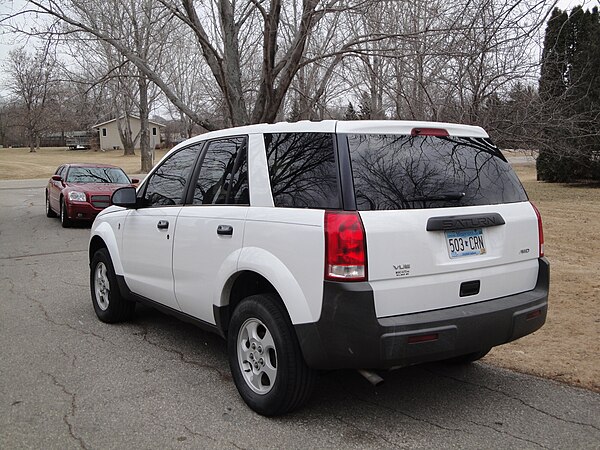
(66, 167), (130, 184)
(347, 134), (528, 210)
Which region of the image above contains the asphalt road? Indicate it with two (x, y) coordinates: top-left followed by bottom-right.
(1, 179), (599, 449)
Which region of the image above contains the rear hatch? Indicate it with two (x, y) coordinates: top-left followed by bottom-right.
(340, 124), (541, 318)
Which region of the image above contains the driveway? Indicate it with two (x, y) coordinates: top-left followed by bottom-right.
(1, 179), (598, 449)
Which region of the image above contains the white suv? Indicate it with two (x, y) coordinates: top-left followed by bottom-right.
(89, 120), (549, 415)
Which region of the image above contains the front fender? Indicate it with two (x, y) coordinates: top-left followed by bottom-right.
(90, 220), (124, 275)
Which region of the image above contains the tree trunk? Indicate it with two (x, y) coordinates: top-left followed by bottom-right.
(185, 116), (193, 138)
(123, 141), (135, 155)
(219, 0), (249, 126)
(138, 76), (153, 173)
(122, 115), (135, 155)
(29, 130), (36, 153)
(116, 115), (136, 155)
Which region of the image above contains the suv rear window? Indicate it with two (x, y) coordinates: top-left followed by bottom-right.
(265, 133), (341, 209)
(347, 134), (528, 210)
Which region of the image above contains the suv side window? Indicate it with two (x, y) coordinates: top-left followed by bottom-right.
(191, 137), (248, 205)
(264, 133), (340, 209)
(143, 145), (200, 207)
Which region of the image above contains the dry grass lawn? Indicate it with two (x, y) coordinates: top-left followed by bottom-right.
(485, 163), (599, 393)
(1, 146), (598, 392)
(0, 146), (169, 180)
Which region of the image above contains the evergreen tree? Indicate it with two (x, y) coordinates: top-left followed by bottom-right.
(358, 93), (372, 120)
(569, 7), (600, 115)
(537, 6), (600, 182)
(287, 100), (302, 122)
(539, 9), (569, 101)
(345, 102), (358, 120)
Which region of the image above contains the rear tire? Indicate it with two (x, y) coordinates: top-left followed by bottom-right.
(60, 198), (72, 228)
(444, 348), (491, 364)
(90, 248), (135, 323)
(45, 192), (57, 218)
(228, 294), (316, 416)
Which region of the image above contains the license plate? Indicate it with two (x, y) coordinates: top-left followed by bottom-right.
(445, 229), (486, 258)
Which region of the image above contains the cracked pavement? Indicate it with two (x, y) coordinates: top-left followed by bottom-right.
(1, 179), (599, 449)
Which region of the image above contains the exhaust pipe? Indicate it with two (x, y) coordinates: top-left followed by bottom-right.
(358, 369), (384, 386)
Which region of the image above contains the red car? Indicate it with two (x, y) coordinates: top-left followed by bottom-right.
(46, 163), (139, 227)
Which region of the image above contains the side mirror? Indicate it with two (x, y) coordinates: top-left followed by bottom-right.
(51, 175), (62, 181)
(112, 186), (138, 208)
(131, 178), (140, 184)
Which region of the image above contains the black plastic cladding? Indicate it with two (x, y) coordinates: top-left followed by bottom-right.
(294, 258), (549, 370)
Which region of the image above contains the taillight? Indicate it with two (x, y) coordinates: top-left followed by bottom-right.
(411, 128), (449, 137)
(531, 202), (545, 257)
(324, 211), (367, 281)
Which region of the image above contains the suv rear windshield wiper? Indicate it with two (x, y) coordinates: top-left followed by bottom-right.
(406, 192), (466, 202)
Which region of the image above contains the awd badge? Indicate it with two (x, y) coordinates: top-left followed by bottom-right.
(393, 264), (411, 277)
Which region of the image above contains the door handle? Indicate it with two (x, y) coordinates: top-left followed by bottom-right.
(217, 225), (233, 236)
(157, 220), (169, 230)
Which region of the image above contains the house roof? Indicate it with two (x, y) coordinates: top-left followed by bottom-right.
(93, 116), (167, 128)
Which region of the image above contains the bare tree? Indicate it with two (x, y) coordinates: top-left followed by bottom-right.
(332, 0), (554, 127)
(12, 0), (174, 169)
(160, 26), (219, 137)
(64, 0), (171, 169)
(4, 0), (557, 162)
(6, 44), (60, 152)
(21, 0), (348, 129)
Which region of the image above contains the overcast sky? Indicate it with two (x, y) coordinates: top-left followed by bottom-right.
(0, 0), (28, 59)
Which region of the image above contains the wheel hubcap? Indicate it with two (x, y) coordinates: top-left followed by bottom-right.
(94, 262), (110, 311)
(237, 318), (277, 394)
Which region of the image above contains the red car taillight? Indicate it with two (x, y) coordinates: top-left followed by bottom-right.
(324, 211), (367, 281)
(531, 202), (545, 257)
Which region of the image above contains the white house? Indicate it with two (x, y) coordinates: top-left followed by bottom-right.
(94, 116), (165, 151)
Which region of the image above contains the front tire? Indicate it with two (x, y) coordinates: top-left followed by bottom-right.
(45, 191), (57, 218)
(60, 198), (72, 228)
(228, 294), (315, 416)
(90, 248), (135, 323)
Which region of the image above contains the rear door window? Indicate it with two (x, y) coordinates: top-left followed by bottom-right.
(264, 133), (341, 209)
(347, 134), (528, 210)
(191, 137), (248, 205)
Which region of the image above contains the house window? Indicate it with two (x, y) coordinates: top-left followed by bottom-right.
(152, 127), (157, 136)
(102, 128), (107, 137)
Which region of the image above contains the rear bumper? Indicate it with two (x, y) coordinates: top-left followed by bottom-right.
(295, 258), (549, 370)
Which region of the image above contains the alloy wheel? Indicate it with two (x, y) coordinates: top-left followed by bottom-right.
(237, 318), (278, 394)
(94, 262), (110, 311)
